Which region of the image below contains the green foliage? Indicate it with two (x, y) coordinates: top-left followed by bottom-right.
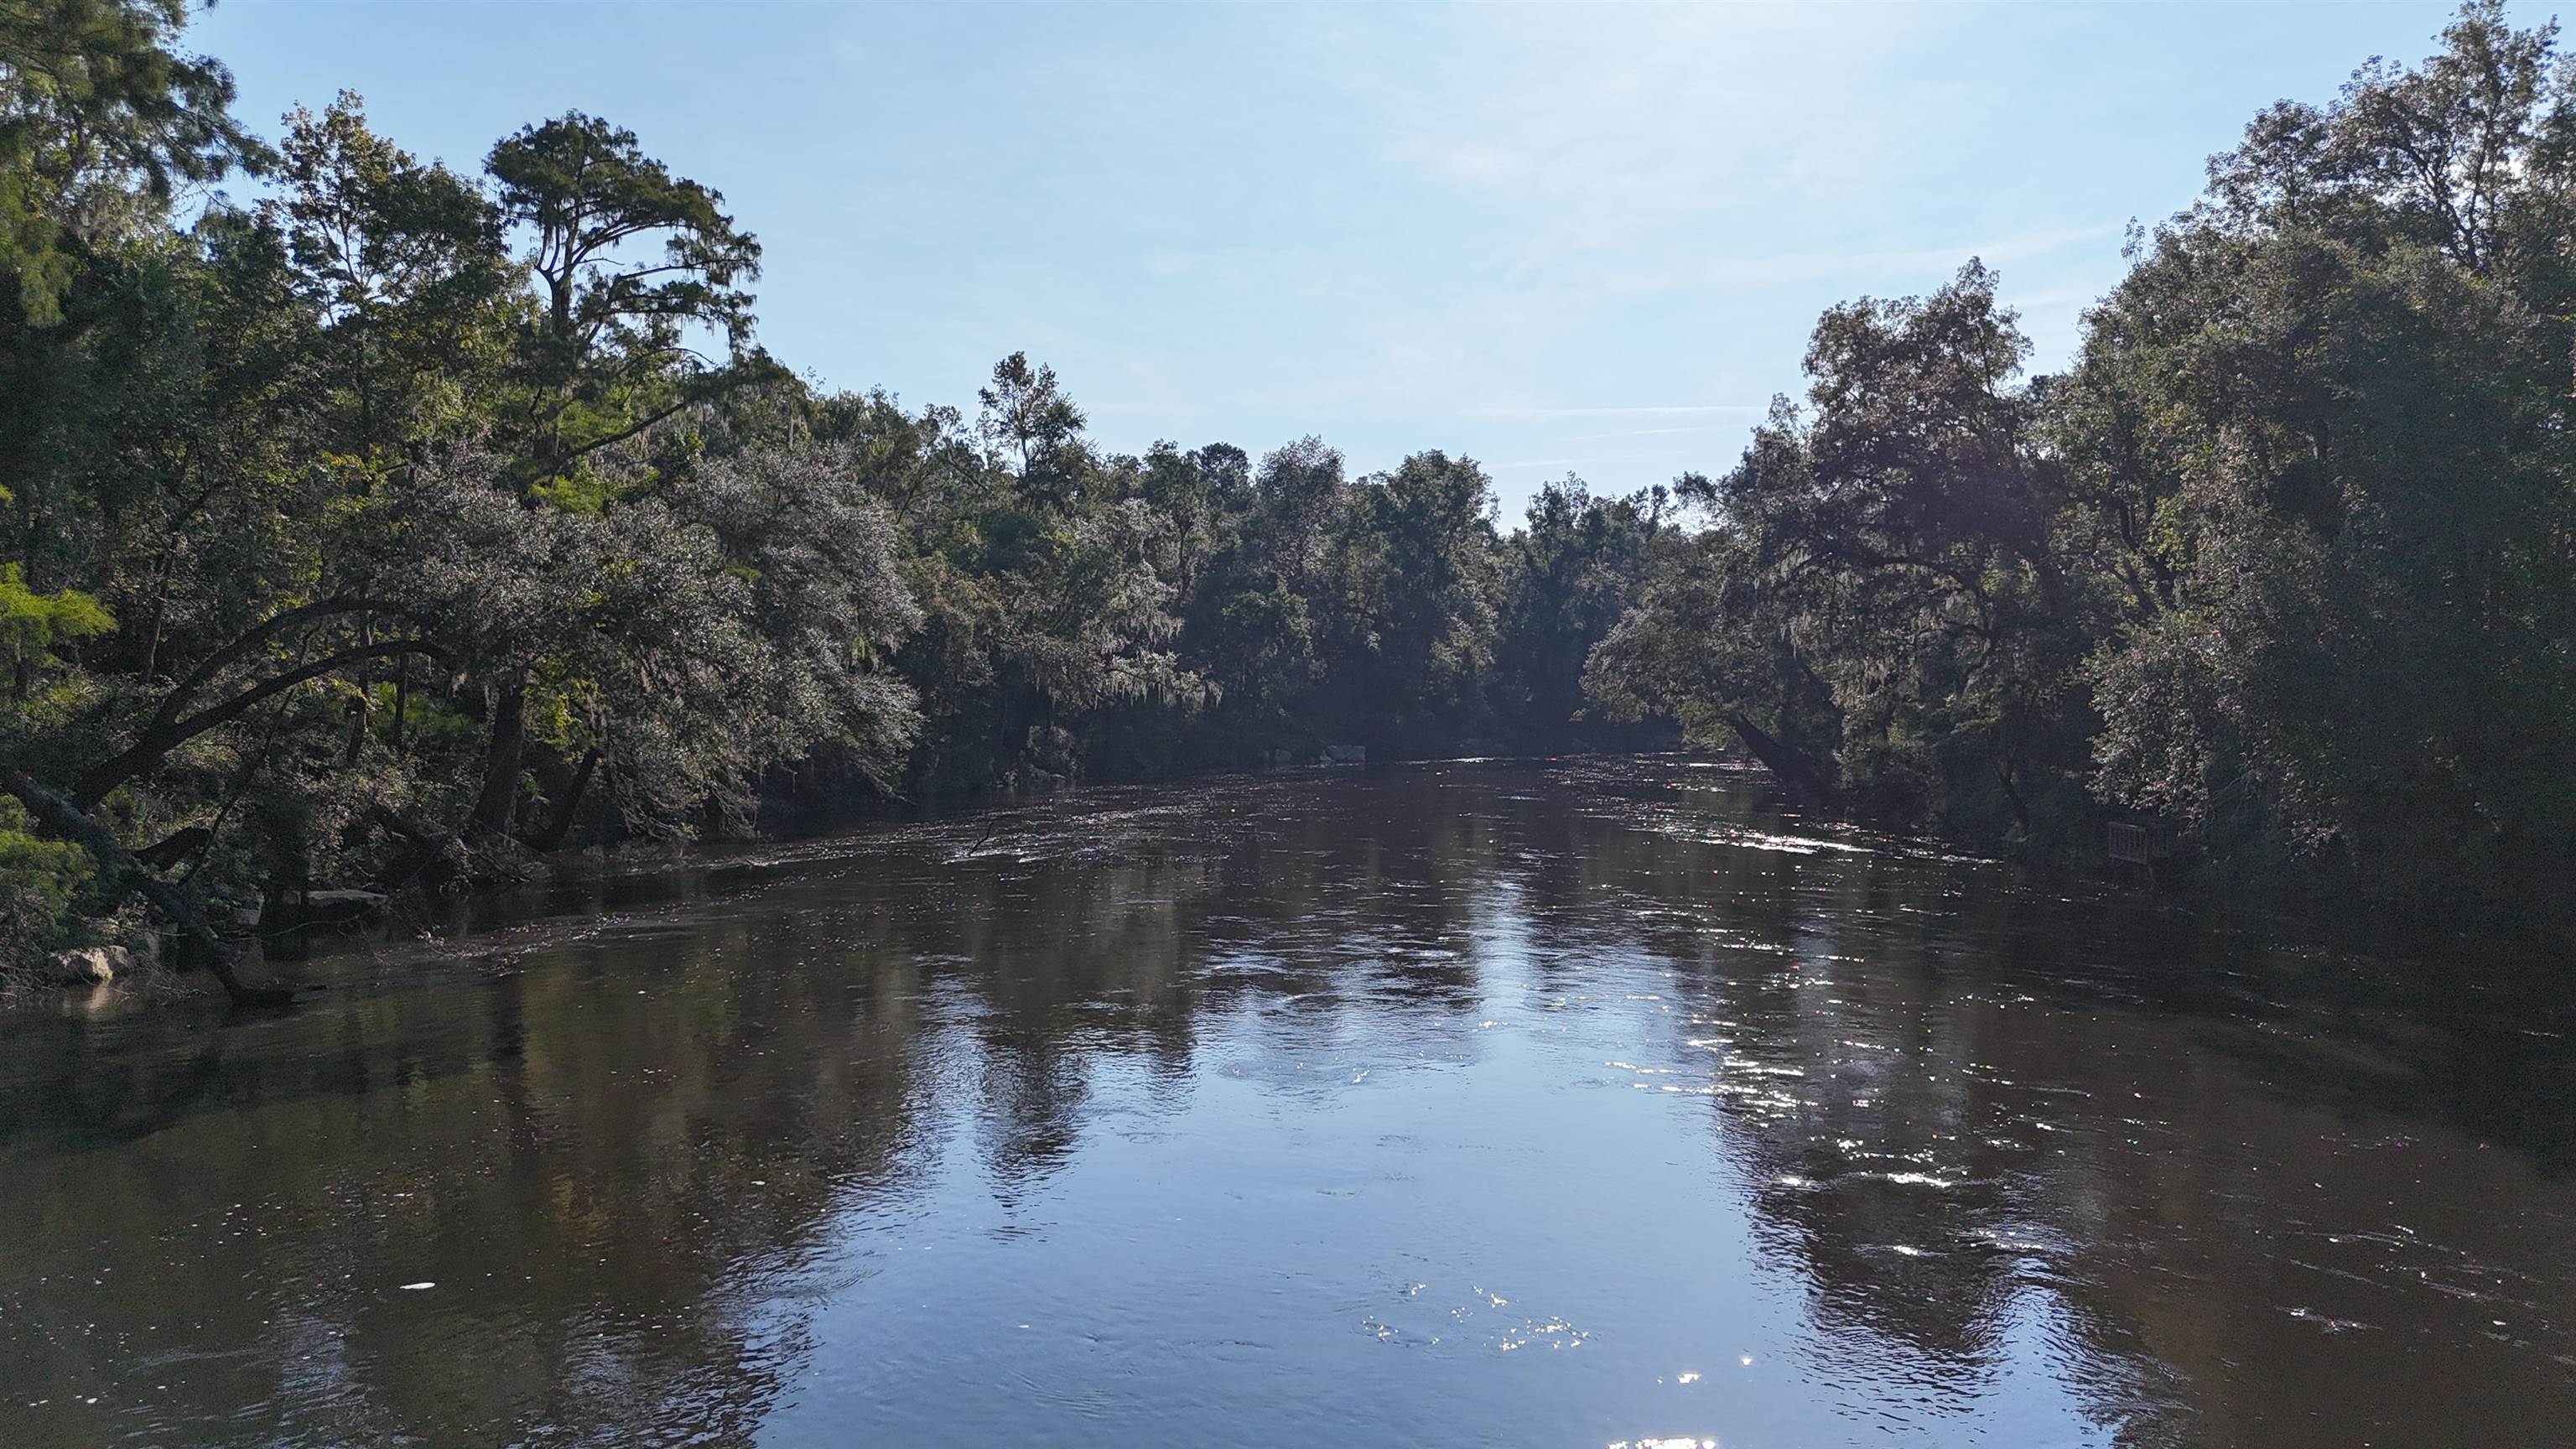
(1588, 262), (2092, 844)
(2063, 0), (2576, 918)
(0, 0), (263, 324)
(8, 0), (2567, 983)
(1494, 477), (1670, 748)
(0, 795), (91, 963)
(1592, 2), (2576, 924)
(486, 108), (770, 494)
(262, 93), (511, 456)
(1, 558), (110, 661)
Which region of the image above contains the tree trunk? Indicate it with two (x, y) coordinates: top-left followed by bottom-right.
(522, 748), (599, 853)
(0, 768), (294, 1008)
(1724, 711), (1839, 806)
(75, 636), (444, 808)
(468, 673), (529, 841)
(345, 615), (375, 764)
(1995, 751), (2034, 841)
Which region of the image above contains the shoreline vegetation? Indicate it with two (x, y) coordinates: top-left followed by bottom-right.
(7, 2), (2574, 1003)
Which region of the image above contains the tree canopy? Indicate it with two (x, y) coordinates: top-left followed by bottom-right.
(5, 1), (2572, 992)
(1593, 1), (2576, 927)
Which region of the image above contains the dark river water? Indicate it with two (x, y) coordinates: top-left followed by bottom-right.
(3, 758), (2572, 1447)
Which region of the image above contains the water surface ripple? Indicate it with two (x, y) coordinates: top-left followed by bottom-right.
(3, 758), (2571, 1446)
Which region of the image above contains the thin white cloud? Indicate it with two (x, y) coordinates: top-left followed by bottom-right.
(1633, 224), (2123, 296)
(1558, 423), (1748, 443)
(1466, 403), (1768, 419)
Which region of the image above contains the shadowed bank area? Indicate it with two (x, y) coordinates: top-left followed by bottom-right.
(3, 757), (2569, 1448)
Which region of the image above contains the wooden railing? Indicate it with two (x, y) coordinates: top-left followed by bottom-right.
(2106, 820), (2176, 865)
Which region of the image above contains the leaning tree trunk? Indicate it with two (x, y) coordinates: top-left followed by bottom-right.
(522, 748), (599, 854)
(468, 673), (529, 841)
(0, 768), (295, 1007)
(1723, 711), (1840, 807)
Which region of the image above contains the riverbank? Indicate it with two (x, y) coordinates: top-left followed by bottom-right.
(11, 747), (2565, 1012)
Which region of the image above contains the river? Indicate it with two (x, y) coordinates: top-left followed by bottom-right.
(3, 756), (2570, 1446)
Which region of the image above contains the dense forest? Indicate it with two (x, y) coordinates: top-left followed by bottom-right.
(4, 0), (2573, 995)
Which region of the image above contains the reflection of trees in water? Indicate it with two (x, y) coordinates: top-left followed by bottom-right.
(0, 771), (1528, 1445)
(940, 782), (1507, 1184)
(3, 760), (2571, 1446)
(1, 896), (936, 1444)
(1494, 767), (2090, 1415)
(1530, 771), (2576, 1448)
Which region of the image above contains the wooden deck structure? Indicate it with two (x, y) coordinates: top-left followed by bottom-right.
(2106, 819), (2180, 883)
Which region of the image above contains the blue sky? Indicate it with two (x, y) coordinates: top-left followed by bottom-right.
(192, 1), (2500, 519)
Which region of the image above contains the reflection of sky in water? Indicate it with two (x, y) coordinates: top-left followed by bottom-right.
(2, 757), (2572, 1448)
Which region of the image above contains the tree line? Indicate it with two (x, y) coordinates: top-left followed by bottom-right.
(6, 1), (2572, 991)
(1593, 1), (2576, 935)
